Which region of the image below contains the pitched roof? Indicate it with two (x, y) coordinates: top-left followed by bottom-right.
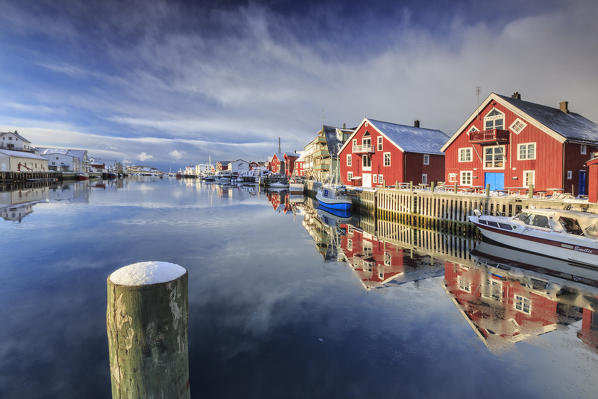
(0, 131), (31, 143)
(496, 94), (598, 143)
(367, 119), (449, 155)
(0, 149), (48, 160)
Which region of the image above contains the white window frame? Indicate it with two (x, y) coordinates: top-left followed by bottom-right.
(352, 139), (357, 151)
(377, 136), (383, 151)
(383, 152), (391, 167)
(347, 171), (353, 181)
(347, 154), (352, 166)
(523, 170), (535, 187)
(422, 173), (428, 184)
(517, 142), (536, 160)
(483, 145), (505, 170)
(567, 170), (573, 180)
(362, 155), (372, 171)
(423, 154), (430, 165)
(509, 118), (527, 135)
(378, 174), (383, 185)
(448, 173), (457, 183)
(467, 126), (479, 135)
(347, 238), (352, 251)
(373, 174), (377, 184)
(581, 144), (587, 155)
(457, 275), (471, 293)
(458, 147), (472, 162)
(482, 279), (503, 302)
(384, 251), (391, 266)
(514, 294), (531, 315)
(484, 108), (505, 131)
(460, 171), (472, 186)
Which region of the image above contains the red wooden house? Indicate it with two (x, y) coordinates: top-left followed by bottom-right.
(441, 92), (598, 195)
(269, 153), (285, 174)
(269, 152), (299, 177)
(338, 118), (448, 188)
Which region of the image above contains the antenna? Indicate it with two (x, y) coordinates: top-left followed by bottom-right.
(278, 137), (281, 153)
(475, 86), (481, 106)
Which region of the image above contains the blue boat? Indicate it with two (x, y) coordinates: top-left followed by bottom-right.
(316, 184), (352, 212)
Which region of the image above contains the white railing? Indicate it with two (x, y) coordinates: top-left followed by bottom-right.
(353, 144), (374, 153)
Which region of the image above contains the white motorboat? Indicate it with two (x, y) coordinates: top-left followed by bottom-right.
(316, 184), (352, 212)
(269, 181), (289, 189)
(289, 179), (304, 194)
(469, 208), (598, 266)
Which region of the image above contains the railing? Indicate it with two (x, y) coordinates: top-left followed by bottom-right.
(469, 129), (509, 143)
(353, 144), (374, 153)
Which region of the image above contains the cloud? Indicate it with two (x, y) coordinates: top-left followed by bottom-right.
(137, 152), (153, 161)
(169, 150), (184, 160)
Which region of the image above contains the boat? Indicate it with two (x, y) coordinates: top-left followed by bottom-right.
(469, 208), (598, 266)
(77, 172), (89, 181)
(316, 184), (352, 212)
(289, 177), (304, 194)
(269, 181), (289, 189)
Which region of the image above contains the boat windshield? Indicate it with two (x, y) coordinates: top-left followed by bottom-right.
(559, 216), (584, 235)
(529, 214), (550, 229)
(514, 212), (531, 224)
(584, 223), (598, 238)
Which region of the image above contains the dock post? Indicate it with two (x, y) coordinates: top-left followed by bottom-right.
(528, 184), (534, 198)
(453, 183), (458, 193)
(430, 181), (435, 193)
(485, 184), (490, 197)
(106, 261), (190, 399)
(409, 181), (413, 191)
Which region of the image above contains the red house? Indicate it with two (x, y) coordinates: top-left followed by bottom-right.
(269, 153), (285, 174)
(441, 92), (598, 195)
(338, 118), (448, 188)
(269, 152), (298, 177)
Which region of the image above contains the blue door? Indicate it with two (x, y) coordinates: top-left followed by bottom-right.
(484, 172), (504, 191)
(579, 171), (587, 196)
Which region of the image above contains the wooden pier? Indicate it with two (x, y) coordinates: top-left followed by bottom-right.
(0, 171), (62, 183)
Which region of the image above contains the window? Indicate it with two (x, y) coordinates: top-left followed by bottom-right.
(567, 170), (573, 180)
(422, 174), (428, 184)
(484, 145), (505, 169)
(514, 295), (531, 314)
(352, 139), (357, 150)
(423, 154), (430, 165)
(347, 154), (352, 166)
(482, 279), (503, 301)
(467, 126), (479, 134)
(457, 275), (471, 293)
(523, 170), (535, 187)
(484, 108), (505, 130)
(377, 136), (383, 151)
(373, 174), (377, 183)
(378, 174), (383, 185)
(347, 172), (353, 181)
(458, 148), (472, 162)
(581, 144), (587, 154)
(384, 251), (391, 266)
(460, 171), (472, 186)
(448, 173), (457, 182)
(510, 118), (527, 134)
(517, 143), (536, 160)
(347, 239), (353, 251)
(362, 155), (371, 170)
(383, 152), (391, 166)
(362, 132), (371, 149)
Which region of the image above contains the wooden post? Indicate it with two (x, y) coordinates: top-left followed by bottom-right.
(106, 261), (190, 399)
(409, 181), (413, 191)
(528, 184), (534, 198)
(430, 181), (435, 192)
(485, 184), (490, 197)
(453, 182), (458, 193)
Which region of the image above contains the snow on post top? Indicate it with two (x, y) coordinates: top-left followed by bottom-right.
(109, 261), (186, 286)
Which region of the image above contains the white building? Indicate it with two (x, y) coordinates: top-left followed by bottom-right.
(0, 149), (49, 172)
(228, 159), (250, 174)
(37, 148), (89, 173)
(0, 131), (33, 152)
(195, 164), (213, 176)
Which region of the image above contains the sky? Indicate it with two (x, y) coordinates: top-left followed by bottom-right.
(1, 0), (597, 170)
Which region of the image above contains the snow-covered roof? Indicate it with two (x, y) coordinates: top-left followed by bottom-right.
(497, 94), (598, 143)
(0, 131), (31, 143)
(368, 119), (449, 155)
(37, 147), (87, 160)
(0, 149), (48, 160)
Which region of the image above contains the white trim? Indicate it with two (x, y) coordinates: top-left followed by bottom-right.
(378, 174), (383, 185)
(338, 118), (406, 155)
(423, 154), (430, 165)
(467, 126), (479, 135)
(347, 154), (352, 166)
(422, 173), (428, 184)
(460, 170), (473, 186)
(567, 170), (573, 180)
(373, 174), (378, 183)
(517, 142), (536, 160)
(362, 155), (371, 171)
(383, 152), (391, 167)
(448, 172), (457, 183)
(523, 170), (535, 187)
(483, 145), (506, 170)
(483, 107), (505, 131)
(377, 136), (383, 151)
(440, 93), (568, 152)
(581, 144), (587, 154)
(458, 147), (473, 162)
(514, 294), (532, 315)
(510, 118), (527, 135)
(347, 171), (353, 181)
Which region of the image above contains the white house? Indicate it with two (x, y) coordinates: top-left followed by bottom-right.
(37, 148), (89, 173)
(0, 131), (33, 152)
(228, 159), (250, 174)
(0, 149), (49, 172)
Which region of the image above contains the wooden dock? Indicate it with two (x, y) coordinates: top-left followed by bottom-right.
(0, 171), (62, 183)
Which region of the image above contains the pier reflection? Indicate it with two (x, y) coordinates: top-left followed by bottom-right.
(296, 195), (598, 352)
(0, 181), (90, 222)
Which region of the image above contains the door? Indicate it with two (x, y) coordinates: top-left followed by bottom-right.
(484, 172), (504, 191)
(579, 171), (587, 196)
(363, 173), (372, 188)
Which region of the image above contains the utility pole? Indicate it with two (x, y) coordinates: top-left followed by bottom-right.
(278, 137), (281, 153)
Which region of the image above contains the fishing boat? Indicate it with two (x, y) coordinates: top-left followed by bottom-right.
(316, 184), (351, 212)
(469, 208), (598, 266)
(76, 172), (89, 181)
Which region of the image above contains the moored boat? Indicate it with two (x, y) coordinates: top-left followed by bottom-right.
(77, 172), (89, 181)
(269, 181), (289, 189)
(316, 184), (352, 212)
(469, 208), (598, 266)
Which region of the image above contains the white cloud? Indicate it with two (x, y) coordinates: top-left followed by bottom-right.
(169, 150), (184, 160)
(137, 152), (153, 161)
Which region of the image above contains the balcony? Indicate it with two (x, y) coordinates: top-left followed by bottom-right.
(353, 144), (375, 154)
(469, 129), (509, 144)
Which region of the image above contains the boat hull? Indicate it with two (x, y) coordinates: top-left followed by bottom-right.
(471, 217), (598, 266)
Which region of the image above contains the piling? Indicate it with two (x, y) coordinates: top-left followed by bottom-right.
(106, 261), (190, 399)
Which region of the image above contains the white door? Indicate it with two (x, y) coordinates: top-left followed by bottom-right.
(363, 173), (371, 188)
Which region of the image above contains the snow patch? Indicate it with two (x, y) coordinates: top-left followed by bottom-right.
(110, 261), (186, 286)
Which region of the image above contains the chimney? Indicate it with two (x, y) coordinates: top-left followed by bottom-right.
(560, 101), (569, 113)
(511, 91), (521, 100)
(343, 122), (346, 129)
(414, 120), (420, 128)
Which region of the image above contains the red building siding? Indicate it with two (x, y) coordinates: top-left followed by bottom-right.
(284, 154), (298, 177)
(270, 154), (282, 174)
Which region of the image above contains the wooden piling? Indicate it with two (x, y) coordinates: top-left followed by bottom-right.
(106, 261), (190, 399)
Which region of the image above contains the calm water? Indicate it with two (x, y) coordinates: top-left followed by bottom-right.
(1, 178), (597, 398)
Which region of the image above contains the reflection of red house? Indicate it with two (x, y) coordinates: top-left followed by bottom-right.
(268, 192), (292, 214)
(444, 261), (581, 350)
(339, 224), (407, 289)
(249, 161), (258, 170)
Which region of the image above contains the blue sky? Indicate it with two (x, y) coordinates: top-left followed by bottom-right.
(1, 0), (597, 170)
